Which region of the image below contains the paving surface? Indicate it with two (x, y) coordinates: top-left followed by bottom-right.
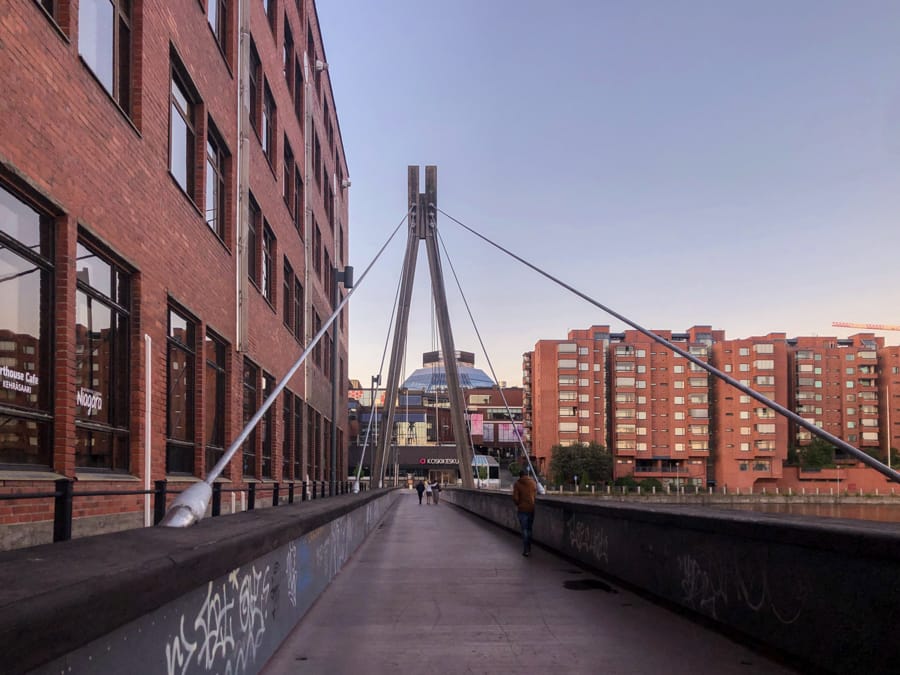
(263, 491), (795, 675)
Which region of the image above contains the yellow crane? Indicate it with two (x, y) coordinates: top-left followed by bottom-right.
(832, 321), (900, 332)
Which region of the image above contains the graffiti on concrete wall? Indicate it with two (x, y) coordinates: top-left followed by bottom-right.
(676, 551), (806, 624)
(165, 564), (272, 675)
(567, 519), (609, 564)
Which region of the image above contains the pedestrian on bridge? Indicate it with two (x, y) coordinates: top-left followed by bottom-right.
(415, 480), (426, 505)
(425, 480), (433, 504)
(513, 469), (537, 557)
(431, 480), (441, 504)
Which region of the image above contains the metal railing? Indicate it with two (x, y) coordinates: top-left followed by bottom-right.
(0, 478), (362, 545)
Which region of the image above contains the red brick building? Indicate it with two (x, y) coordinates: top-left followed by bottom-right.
(525, 324), (900, 492)
(0, 0), (349, 549)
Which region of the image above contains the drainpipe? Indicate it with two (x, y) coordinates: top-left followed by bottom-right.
(236, 0), (250, 352)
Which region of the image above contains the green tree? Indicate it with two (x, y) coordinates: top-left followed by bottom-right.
(614, 475), (639, 488)
(508, 461), (521, 477)
(548, 442), (612, 485)
(639, 477), (663, 491)
(799, 438), (835, 469)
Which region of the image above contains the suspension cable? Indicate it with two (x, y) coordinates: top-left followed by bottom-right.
(354, 262), (405, 492)
(436, 228), (546, 493)
(438, 207), (900, 485)
(162, 210), (412, 526)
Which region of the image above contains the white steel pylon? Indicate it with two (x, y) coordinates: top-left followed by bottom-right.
(371, 166), (475, 488)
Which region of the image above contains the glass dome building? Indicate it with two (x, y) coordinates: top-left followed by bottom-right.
(401, 350), (495, 392)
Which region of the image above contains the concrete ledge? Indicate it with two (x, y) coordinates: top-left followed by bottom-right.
(0, 489), (398, 674)
(442, 488), (900, 674)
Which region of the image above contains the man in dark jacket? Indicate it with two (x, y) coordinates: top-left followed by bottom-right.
(512, 470), (537, 556)
(415, 480), (425, 505)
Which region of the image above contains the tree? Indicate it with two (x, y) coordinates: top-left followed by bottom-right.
(639, 477), (663, 491)
(799, 438), (835, 469)
(507, 461), (521, 477)
(548, 442), (612, 485)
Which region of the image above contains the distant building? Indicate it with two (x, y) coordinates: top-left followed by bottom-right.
(525, 324), (900, 492)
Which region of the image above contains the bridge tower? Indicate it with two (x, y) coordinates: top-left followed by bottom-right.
(371, 166), (476, 488)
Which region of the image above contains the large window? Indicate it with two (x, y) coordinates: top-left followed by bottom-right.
(205, 332), (227, 473)
(166, 307), (196, 474)
(262, 82), (275, 161)
(205, 124), (228, 240)
(207, 0), (228, 52)
(78, 0), (132, 114)
(249, 42), (261, 136)
(261, 372), (274, 478)
(75, 241), (130, 471)
(0, 185), (54, 467)
(262, 224), (275, 302)
(170, 69), (197, 198)
(242, 359), (259, 477)
(247, 194), (261, 286)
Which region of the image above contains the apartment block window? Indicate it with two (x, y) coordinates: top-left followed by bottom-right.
(558, 375), (576, 385)
(169, 69), (197, 198)
(283, 139), (294, 211)
(247, 195), (261, 286)
(615, 377), (635, 387)
(75, 241), (130, 471)
(208, 0), (227, 51)
(261, 372), (274, 478)
(559, 391), (577, 401)
(293, 171), (304, 232)
(313, 221), (322, 275)
(249, 43), (261, 135)
(262, 83), (276, 161)
(739, 347), (750, 356)
(205, 124), (227, 240)
(283, 259), (293, 328)
(242, 359), (259, 477)
(0, 185), (54, 467)
(755, 375), (775, 386)
(293, 277), (304, 339)
(754, 344), (774, 354)
(78, 0), (133, 114)
(167, 307), (196, 474)
(313, 132), (322, 187)
(754, 359), (775, 370)
(262, 224), (275, 302)
(558, 343), (577, 354)
(283, 19), (294, 89)
(205, 332), (227, 473)
(756, 423), (776, 434)
(559, 422), (578, 432)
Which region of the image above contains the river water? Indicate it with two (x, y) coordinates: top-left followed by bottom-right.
(715, 502), (900, 524)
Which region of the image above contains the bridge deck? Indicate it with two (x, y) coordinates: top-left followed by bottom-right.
(263, 491), (795, 674)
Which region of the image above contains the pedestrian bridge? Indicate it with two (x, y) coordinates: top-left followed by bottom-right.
(1, 489), (897, 674)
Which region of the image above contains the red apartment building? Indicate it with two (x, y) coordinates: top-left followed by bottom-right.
(711, 334), (789, 490)
(0, 0), (349, 549)
(526, 324), (900, 492)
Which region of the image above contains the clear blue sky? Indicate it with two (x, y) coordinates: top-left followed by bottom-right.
(317, 0), (900, 387)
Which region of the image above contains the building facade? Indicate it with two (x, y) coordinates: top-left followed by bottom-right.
(526, 324), (900, 492)
(0, 0), (349, 549)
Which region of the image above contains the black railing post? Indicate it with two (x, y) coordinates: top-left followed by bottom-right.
(320, 481), (325, 499)
(288, 482), (295, 504)
(153, 479), (168, 525)
(311, 481), (317, 500)
(211, 482), (222, 517)
(53, 478), (74, 542)
(248, 483), (256, 511)
(272, 483), (280, 507)
(302, 481), (308, 501)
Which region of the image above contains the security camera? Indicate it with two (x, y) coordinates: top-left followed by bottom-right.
(341, 179), (351, 188)
(315, 60), (328, 71)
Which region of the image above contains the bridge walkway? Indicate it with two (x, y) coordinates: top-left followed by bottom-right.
(263, 490), (795, 674)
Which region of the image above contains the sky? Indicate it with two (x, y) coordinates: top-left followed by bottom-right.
(316, 0), (900, 387)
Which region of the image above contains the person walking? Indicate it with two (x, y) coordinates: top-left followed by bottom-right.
(424, 479), (433, 505)
(512, 469), (537, 556)
(415, 480), (426, 505)
(431, 480), (441, 505)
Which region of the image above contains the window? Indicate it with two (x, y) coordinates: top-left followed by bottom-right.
(283, 259), (294, 328)
(167, 307), (196, 474)
(293, 170), (304, 232)
(558, 375), (577, 385)
(755, 375), (775, 386)
(242, 359), (259, 477)
(283, 18), (294, 88)
(205, 123), (227, 239)
(558, 359), (577, 369)
(263, 0), (276, 31)
(756, 423), (776, 434)
(261, 372), (274, 478)
(75, 241), (130, 471)
(247, 194), (261, 286)
(249, 42), (261, 135)
(283, 138), (294, 210)
(262, 82), (276, 161)
(559, 391), (577, 401)
(170, 69), (197, 198)
(559, 422), (578, 432)
(78, 0), (132, 114)
(313, 221), (322, 275)
(0, 185), (54, 467)
(557, 343), (577, 353)
(205, 332), (227, 473)
(208, 0), (227, 51)
(754, 360), (774, 370)
(293, 277), (304, 339)
(754, 344), (774, 354)
(615, 377), (635, 387)
(262, 223), (275, 302)
(293, 56), (304, 123)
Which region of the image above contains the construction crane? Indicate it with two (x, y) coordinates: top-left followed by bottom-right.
(832, 321), (900, 332)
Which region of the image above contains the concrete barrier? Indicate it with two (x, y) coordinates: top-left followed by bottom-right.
(0, 489), (399, 674)
(442, 488), (900, 674)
